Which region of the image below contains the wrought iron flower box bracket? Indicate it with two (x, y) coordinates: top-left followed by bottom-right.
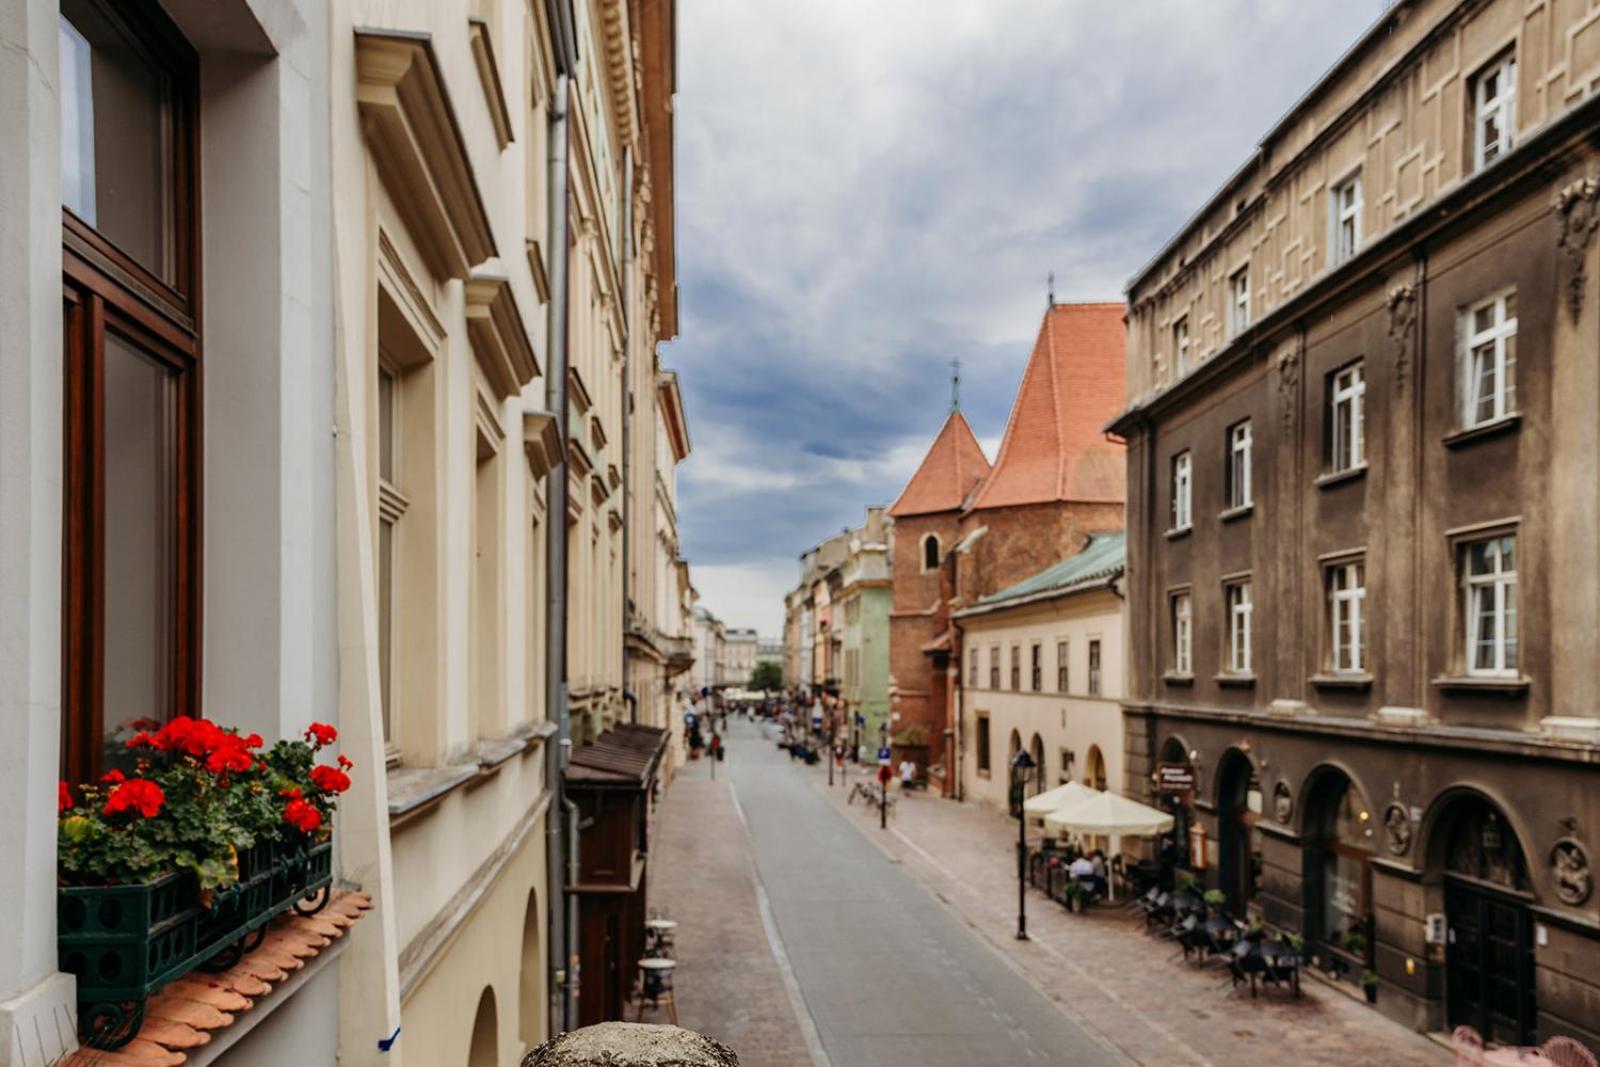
(59, 839), (334, 1050)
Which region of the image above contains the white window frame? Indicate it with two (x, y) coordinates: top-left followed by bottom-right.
(1328, 560), (1366, 674)
(1227, 580), (1253, 674)
(1087, 638), (1102, 696)
(1229, 267), (1251, 338)
(1171, 450), (1192, 530)
(1174, 316), (1190, 375)
(1464, 534), (1518, 677)
(1056, 638), (1069, 694)
(1330, 172), (1363, 266)
(1472, 54), (1516, 172)
(1330, 362), (1366, 473)
(1461, 289), (1517, 427)
(376, 362), (408, 749)
(969, 647), (979, 689)
(1173, 593), (1193, 675)
(1228, 420), (1252, 509)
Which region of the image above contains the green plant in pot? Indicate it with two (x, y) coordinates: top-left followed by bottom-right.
(1203, 888), (1228, 911)
(1063, 879), (1091, 912)
(1361, 969), (1379, 1004)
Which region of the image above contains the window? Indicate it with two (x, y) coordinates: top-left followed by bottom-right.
(377, 365), (403, 743)
(1472, 54), (1516, 171)
(969, 647), (979, 689)
(1010, 645), (1021, 690)
(1030, 641), (1042, 692)
(989, 646), (1000, 689)
(1328, 560), (1366, 673)
(1330, 173), (1362, 266)
(1226, 580), (1253, 674)
(1227, 421), (1252, 510)
(1056, 639), (1069, 693)
(1462, 291), (1517, 427)
(1172, 593), (1193, 675)
(60, 0), (199, 785)
(1329, 363), (1366, 473)
(1229, 268), (1251, 338)
(922, 533), (940, 571)
(976, 714), (992, 774)
(1171, 451), (1192, 530)
(1464, 535), (1517, 676)
(1088, 639), (1103, 695)
(1174, 316), (1191, 374)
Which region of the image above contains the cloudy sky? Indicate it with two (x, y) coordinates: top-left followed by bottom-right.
(664, 1), (1382, 636)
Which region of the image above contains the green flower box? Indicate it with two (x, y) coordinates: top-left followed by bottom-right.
(59, 840), (332, 1050)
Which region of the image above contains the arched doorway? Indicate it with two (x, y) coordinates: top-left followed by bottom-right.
(1302, 769), (1374, 981)
(1215, 749), (1261, 914)
(1085, 745), (1107, 791)
(467, 987), (498, 1067)
(1155, 737), (1195, 876)
(1432, 794), (1535, 1045)
(1028, 734), (1045, 796)
(518, 889), (543, 1047)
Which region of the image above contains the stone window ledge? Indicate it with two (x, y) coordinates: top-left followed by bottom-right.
(1309, 672), (1373, 691)
(1443, 413), (1520, 449)
(1162, 671), (1195, 686)
(1163, 526), (1193, 541)
(1219, 503), (1254, 523)
(1314, 464), (1367, 490)
(1431, 674), (1530, 695)
(1215, 672), (1256, 687)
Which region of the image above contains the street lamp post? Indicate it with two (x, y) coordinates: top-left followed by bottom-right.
(1010, 748), (1037, 941)
(879, 723), (889, 830)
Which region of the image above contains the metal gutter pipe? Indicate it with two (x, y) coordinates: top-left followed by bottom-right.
(620, 145), (634, 722)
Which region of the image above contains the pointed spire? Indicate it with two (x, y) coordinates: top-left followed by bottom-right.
(950, 357), (961, 412)
(1047, 271), (1056, 308)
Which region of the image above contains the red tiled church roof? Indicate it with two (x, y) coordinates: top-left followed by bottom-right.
(967, 303), (1126, 511)
(887, 410), (991, 518)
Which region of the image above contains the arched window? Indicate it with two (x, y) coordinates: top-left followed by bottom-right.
(1029, 734), (1045, 795)
(468, 987), (498, 1067)
(923, 533), (940, 571)
(1305, 770), (1374, 966)
(518, 890), (542, 1047)
(1084, 745), (1107, 791)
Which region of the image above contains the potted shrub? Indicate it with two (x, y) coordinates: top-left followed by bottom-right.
(1203, 888), (1228, 912)
(57, 717), (353, 1050)
(1361, 969), (1380, 1004)
(1063, 879), (1091, 913)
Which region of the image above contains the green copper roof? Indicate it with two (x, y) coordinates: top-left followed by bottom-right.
(972, 531), (1125, 609)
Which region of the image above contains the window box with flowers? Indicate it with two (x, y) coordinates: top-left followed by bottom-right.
(56, 718), (355, 1051)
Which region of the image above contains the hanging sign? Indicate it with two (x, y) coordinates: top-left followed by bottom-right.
(877, 746), (892, 765)
(1157, 762), (1196, 795)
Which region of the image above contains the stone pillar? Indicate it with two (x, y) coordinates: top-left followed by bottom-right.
(0, 1), (79, 1063)
(1271, 334), (1307, 708)
(1378, 268), (1426, 723)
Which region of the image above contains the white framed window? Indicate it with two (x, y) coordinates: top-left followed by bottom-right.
(969, 647), (978, 689)
(989, 646), (1000, 689)
(1328, 560), (1366, 673)
(1172, 592), (1193, 675)
(1227, 580), (1253, 674)
(1330, 172), (1362, 266)
(1056, 639), (1069, 693)
(1465, 534), (1517, 676)
(1229, 267), (1251, 338)
(1171, 450), (1192, 530)
(1030, 640), (1043, 691)
(1174, 316), (1191, 375)
(1087, 639), (1102, 695)
(1472, 54), (1516, 171)
(1462, 290), (1517, 427)
(1330, 362), (1366, 473)
(1228, 420), (1252, 509)
(1010, 644), (1021, 690)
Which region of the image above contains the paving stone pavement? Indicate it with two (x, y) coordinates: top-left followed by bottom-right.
(651, 761), (820, 1066)
(812, 761), (1452, 1067)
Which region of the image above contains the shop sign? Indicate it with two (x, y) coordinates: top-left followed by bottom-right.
(1157, 762), (1196, 795)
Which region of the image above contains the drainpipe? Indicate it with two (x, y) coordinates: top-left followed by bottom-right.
(620, 145), (635, 722)
(544, 68), (579, 1036)
(951, 618), (965, 802)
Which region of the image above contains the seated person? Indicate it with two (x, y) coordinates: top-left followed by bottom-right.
(1068, 854), (1097, 892)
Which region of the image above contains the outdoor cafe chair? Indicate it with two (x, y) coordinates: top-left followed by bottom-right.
(1543, 1036), (1599, 1067)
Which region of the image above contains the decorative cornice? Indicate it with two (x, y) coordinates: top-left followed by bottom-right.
(354, 30), (497, 281)
(599, 0), (639, 148)
(522, 408), (561, 480)
(463, 269), (539, 399)
(466, 16), (513, 148)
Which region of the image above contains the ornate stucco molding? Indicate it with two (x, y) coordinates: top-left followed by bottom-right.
(1385, 284), (1417, 394)
(1555, 176), (1600, 323)
(1276, 344), (1301, 431)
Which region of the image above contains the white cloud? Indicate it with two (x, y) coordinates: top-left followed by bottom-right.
(691, 560), (794, 638)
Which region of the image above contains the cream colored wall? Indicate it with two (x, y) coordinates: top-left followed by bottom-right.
(958, 589), (1126, 813)
(1127, 0), (1592, 402)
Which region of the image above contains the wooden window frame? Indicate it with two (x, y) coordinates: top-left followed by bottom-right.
(61, 0), (201, 785)
(1471, 52), (1516, 172)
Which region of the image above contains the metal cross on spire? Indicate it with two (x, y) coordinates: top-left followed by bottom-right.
(950, 358), (961, 412)
(1047, 271), (1056, 308)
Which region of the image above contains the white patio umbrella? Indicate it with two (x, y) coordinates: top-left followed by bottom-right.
(1043, 792), (1175, 903)
(1022, 780), (1098, 818)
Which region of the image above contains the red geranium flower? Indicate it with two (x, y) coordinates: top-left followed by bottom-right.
(304, 722), (338, 747)
(205, 737), (253, 774)
(156, 716), (228, 759)
(337, 754), (354, 771)
(243, 733), (264, 749)
(125, 731), (161, 750)
(103, 779), (165, 819)
(283, 798), (323, 834)
(310, 764), (352, 795)
(279, 786), (302, 800)
(100, 769), (126, 784)
(58, 781), (73, 815)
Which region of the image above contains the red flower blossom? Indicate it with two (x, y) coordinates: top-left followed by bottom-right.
(125, 731), (161, 750)
(58, 781), (73, 815)
(283, 798), (322, 834)
(304, 722), (338, 747)
(337, 754), (354, 771)
(243, 733), (264, 749)
(103, 779), (165, 819)
(155, 716), (228, 759)
(205, 737), (253, 775)
(279, 787), (302, 800)
(100, 769), (126, 784)
(310, 765), (352, 795)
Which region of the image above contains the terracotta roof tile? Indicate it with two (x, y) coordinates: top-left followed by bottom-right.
(62, 891), (371, 1066)
(968, 303), (1126, 511)
(887, 411), (992, 517)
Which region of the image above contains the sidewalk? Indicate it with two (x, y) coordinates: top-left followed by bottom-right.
(650, 760), (818, 1066)
(816, 765), (1449, 1067)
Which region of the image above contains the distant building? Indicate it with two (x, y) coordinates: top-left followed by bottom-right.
(723, 628), (760, 687)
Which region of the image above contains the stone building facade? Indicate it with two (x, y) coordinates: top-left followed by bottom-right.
(1110, 0), (1600, 1049)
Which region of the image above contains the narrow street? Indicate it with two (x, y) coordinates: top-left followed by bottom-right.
(655, 719), (1127, 1066)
